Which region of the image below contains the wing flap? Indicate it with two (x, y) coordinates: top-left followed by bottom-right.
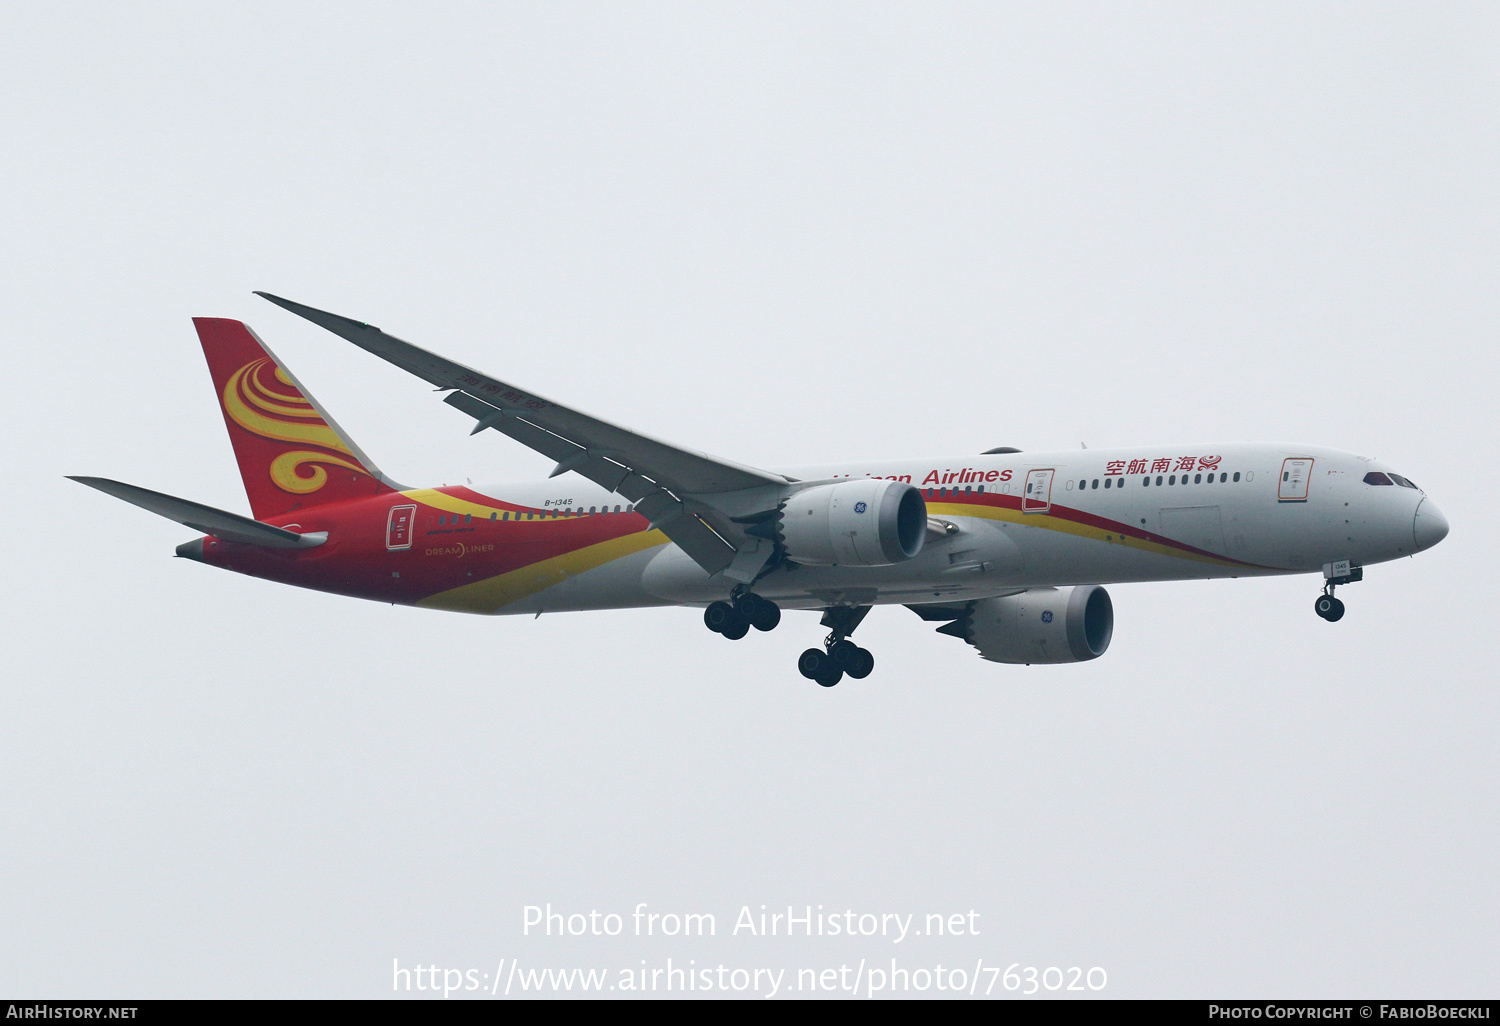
(442, 390), (737, 573)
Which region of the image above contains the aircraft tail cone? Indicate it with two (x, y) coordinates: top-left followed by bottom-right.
(175, 538), (205, 562)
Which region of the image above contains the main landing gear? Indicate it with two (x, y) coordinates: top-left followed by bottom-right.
(798, 606), (874, 688)
(704, 591), (782, 640)
(702, 596), (878, 687)
(1314, 562), (1363, 622)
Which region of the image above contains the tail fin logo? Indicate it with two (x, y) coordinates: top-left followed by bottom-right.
(223, 357), (372, 495)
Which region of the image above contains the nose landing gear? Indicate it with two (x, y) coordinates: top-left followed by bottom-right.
(1315, 561), (1363, 622)
(798, 606), (874, 687)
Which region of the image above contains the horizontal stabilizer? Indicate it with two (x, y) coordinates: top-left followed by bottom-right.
(67, 477), (324, 549)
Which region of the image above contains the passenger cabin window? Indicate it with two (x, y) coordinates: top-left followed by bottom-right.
(1233, 472), (1240, 482)
(1364, 472), (1394, 486)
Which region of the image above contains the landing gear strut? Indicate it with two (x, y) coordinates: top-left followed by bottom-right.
(704, 590), (781, 640)
(1315, 561), (1363, 622)
(798, 606), (875, 687)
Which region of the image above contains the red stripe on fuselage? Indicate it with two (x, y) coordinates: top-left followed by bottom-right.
(935, 488), (1279, 570)
(198, 487), (654, 605)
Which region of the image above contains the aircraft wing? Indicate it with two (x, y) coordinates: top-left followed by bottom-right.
(255, 293), (787, 577)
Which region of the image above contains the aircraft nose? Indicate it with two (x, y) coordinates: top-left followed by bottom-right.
(1413, 499), (1449, 552)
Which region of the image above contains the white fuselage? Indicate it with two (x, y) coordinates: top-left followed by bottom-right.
(457, 443), (1446, 615)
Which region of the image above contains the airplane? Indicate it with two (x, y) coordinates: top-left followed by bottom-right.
(70, 293), (1450, 686)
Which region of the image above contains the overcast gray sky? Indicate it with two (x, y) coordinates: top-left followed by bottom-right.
(2, 1), (1496, 999)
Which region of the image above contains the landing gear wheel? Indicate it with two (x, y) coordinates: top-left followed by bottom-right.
(803, 605), (875, 685)
(1314, 595), (1346, 622)
(799, 648), (842, 685)
(846, 648), (875, 680)
(720, 616), (750, 640)
(704, 601), (735, 633)
(829, 639), (860, 669)
(748, 600), (781, 632)
(798, 648), (826, 680)
(735, 593), (781, 632)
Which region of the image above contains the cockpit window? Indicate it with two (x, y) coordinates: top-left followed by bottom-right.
(1363, 472), (1393, 485)
(1388, 473), (1419, 489)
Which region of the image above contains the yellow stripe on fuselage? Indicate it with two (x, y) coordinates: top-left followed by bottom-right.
(401, 488), (515, 516)
(416, 529), (669, 614)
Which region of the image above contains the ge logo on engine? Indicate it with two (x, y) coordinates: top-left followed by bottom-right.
(1041, 610), (1054, 623)
(854, 501), (868, 514)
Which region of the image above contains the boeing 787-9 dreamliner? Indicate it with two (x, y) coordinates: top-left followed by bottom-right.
(72, 294), (1449, 686)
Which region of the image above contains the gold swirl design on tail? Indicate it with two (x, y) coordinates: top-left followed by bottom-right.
(224, 359), (356, 453)
(269, 451), (370, 494)
(224, 358), (371, 495)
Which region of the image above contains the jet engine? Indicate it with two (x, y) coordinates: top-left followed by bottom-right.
(954, 586), (1113, 664)
(775, 479), (926, 567)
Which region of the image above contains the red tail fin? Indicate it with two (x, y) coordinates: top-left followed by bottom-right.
(193, 317), (395, 520)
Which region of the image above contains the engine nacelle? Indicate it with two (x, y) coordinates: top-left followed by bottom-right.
(777, 479), (926, 566)
(962, 586), (1113, 664)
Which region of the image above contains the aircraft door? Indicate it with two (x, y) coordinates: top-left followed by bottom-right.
(1022, 469), (1055, 513)
(386, 504), (416, 550)
(1278, 458), (1313, 503)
